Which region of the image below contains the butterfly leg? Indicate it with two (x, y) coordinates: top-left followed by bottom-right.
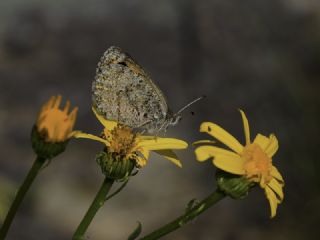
(136, 119), (152, 129)
(154, 120), (169, 137)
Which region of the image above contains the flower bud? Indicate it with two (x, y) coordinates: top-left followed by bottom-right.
(216, 170), (254, 200)
(31, 95), (78, 159)
(31, 125), (68, 159)
(96, 150), (135, 180)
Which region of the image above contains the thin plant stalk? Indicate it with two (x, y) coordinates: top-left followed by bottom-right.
(72, 177), (114, 240)
(0, 156), (47, 240)
(138, 190), (225, 240)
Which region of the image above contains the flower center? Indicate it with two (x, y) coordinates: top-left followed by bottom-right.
(242, 143), (272, 185)
(105, 125), (137, 156)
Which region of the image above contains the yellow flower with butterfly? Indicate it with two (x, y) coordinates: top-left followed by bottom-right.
(74, 108), (188, 169)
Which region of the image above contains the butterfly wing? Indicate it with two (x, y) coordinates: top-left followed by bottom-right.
(92, 46), (169, 130)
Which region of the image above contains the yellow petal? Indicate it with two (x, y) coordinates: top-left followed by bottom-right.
(69, 107), (78, 124)
(264, 186), (279, 218)
(135, 148), (150, 167)
(213, 154), (245, 175)
(153, 150), (182, 168)
(192, 140), (216, 145)
(53, 95), (62, 108)
(265, 134), (279, 157)
(239, 109), (250, 145)
(267, 178), (284, 202)
(195, 146), (239, 162)
(253, 134), (270, 151)
(43, 96), (54, 110)
(136, 137), (188, 151)
(92, 107), (118, 131)
(200, 122), (244, 154)
(271, 166), (284, 185)
(48, 96), (56, 107)
(138, 135), (159, 141)
(68, 131), (78, 138)
(63, 100), (71, 113)
(73, 131), (110, 146)
(135, 156), (147, 167)
(139, 148), (150, 160)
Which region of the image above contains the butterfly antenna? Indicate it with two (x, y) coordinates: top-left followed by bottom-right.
(175, 95), (206, 115)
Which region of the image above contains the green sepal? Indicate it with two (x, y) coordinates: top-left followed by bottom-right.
(96, 150), (135, 181)
(127, 222), (142, 240)
(31, 125), (68, 159)
(216, 170), (254, 200)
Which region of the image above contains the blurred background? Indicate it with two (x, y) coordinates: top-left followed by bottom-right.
(0, 0), (319, 239)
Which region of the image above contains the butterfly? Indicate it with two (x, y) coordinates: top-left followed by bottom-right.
(92, 46), (203, 133)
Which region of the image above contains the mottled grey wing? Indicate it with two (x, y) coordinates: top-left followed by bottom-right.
(92, 46), (169, 130)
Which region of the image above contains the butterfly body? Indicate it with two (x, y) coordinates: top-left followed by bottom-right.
(92, 46), (174, 132)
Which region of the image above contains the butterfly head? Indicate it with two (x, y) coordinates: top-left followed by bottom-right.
(163, 96), (206, 131)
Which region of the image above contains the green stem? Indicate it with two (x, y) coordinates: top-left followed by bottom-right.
(0, 156), (46, 240)
(138, 190), (225, 240)
(72, 177), (114, 240)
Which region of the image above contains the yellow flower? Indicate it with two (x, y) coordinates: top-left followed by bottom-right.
(194, 110), (284, 218)
(36, 95), (78, 143)
(74, 108), (188, 168)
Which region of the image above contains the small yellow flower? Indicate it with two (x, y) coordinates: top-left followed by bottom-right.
(74, 108), (188, 168)
(194, 110), (284, 218)
(36, 95), (78, 143)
